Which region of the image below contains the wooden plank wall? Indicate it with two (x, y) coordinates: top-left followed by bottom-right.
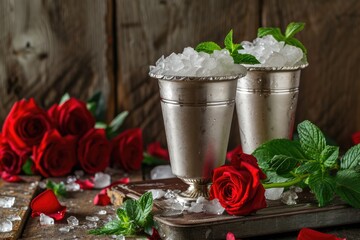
(1, 0), (359, 149)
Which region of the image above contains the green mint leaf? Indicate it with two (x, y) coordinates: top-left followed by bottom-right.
(195, 42), (221, 54)
(232, 53), (260, 64)
(335, 170), (360, 208)
(341, 144), (360, 170)
(297, 120), (326, 160)
(22, 158), (34, 175)
(285, 22), (305, 39)
(224, 30), (234, 53)
(116, 208), (130, 222)
(253, 139), (308, 171)
(257, 27), (285, 41)
(46, 181), (66, 197)
(285, 37), (307, 55)
(89, 220), (133, 235)
(308, 171), (335, 207)
(320, 145), (339, 168)
(138, 191), (153, 220)
(124, 199), (142, 226)
(233, 43), (243, 52)
(270, 155), (299, 175)
(295, 161), (321, 175)
(59, 93), (70, 104)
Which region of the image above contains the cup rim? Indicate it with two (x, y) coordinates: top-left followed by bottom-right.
(245, 62), (309, 72)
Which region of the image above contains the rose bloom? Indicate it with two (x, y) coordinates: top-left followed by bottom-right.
(226, 145), (243, 161)
(48, 97), (95, 137)
(210, 153), (267, 215)
(2, 98), (53, 155)
(147, 141), (169, 161)
(33, 129), (77, 177)
(352, 131), (360, 145)
(0, 135), (24, 175)
(111, 128), (143, 172)
(78, 128), (111, 174)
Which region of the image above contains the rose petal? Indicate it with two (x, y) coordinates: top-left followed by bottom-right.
(148, 228), (161, 240)
(94, 192), (111, 206)
(297, 228), (346, 240)
(226, 145), (243, 161)
(75, 179), (94, 190)
(226, 232), (236, 240)
(352, 132), (360, 145)
(1, 172), (23, 182)
(31, 189), (66, 220)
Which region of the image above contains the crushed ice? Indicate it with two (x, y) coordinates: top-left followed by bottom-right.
(0, 219), (12, 232)
(0, 196), (15, 208)
(150, 165), (175, 180)
(265, 187), (284, 200)
(93, 172), (111, 189)
(39, 213), (54, 225)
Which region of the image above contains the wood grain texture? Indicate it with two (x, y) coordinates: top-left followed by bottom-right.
(114, 0), (260, 147)
(0, 0), (114, 124)
(262, 0), (360, 149)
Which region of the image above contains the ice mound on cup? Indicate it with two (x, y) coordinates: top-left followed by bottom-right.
(239, 35), (304, 68)
(149, 47), (245, 77)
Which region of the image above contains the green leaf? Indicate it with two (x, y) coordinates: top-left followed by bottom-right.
(124, 199), (142, 223)
(320, 145), (339, 168)
(87, 91), (106, 121)
(138, 192), (153, 220)
(224, 30), (234, 53)
(341, 144), (360, 170)
(257, 27), (285, 41)
(233, 44), (243, 52)
(195, 42), (221, 54)
(253, 139), (308, 171)
(142, 153), (168, 166)
(285, 22), (305, 39)
(270, 155), (299, 175)
(22, 158), (34, 175)
(285, 37), (307, 55)
(335, 170), (360, 208)
(95, 122), (107, 129)
(263, 171), (292, 183)
(308, 171), (335, 207)
(59, 93), (70, 104)
(297, 120), (326, 160)
(86, 102), (97, 116)
(89, 220), (133, 235)
(46, 181), (66, 197)
(232, 53), (260, 64)
(295, 161), (321, 175)
(109, 111), (129, 132)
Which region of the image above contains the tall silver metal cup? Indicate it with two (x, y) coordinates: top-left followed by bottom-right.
(236, 64), (308, 154)
(150, 71), (246, 202)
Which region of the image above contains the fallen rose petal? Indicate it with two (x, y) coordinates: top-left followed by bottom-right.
(148, 228), (161, 240)
(1, 171), (23, 182)
(31, 189), (66, 220)
(93, 177), (129, 206)
(75, 179), (94, 190)
(352, 132), (360, 145)
(226, 232), (236, 240)
(297, 228), (346, 240)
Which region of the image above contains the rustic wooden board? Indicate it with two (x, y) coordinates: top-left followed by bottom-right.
(0, 0), (114, 123)
(0, 176), (40, 240)
(262, 0), (360, 149)
(111, 178), (360, 240)
(114, 0), (260, 148)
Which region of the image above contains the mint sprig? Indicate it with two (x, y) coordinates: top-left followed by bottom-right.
(258, 22), (307, 55)
(89, 192), (154, 236)
(254, 120), (360, 208)
(46, 180), (67, 197)
(195, 29), (260, 65)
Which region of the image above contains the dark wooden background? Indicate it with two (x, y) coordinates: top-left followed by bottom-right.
(1, 0), (359, 150)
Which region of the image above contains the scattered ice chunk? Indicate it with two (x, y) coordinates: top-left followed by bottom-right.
(86, 216), (99, 222)
(196, 196), (207, 204)
(111, 235), (125, 240)
(29, 181), (38, 190)
(59, 226), (72, 233)
(163, 199), (185, 211)
(291, 186), (303, 193)
(39, 213), (54, 225)
(65, 182), (81, 192)
(150, 165), (175, 180)
(38, 181), (47, 189)
(148, 189), (166, 200)
(188, 202), (204, 213)
(281, 190), (298, 205)
(93, 172), (111, 189)
(97, 210), (107, 215)
(86, 222), (97, 229)
(0, 219), (12, 232)
(67, 176), (77, 184)
(21, 206), (28, 211)
(74, 170), (84, 178)
(0, 196), (15, 208)
(7, 214), (21, 221)
(164, 189), (180, 199)
(203, 199), (225, 215)
(265, 188), (284, 200)
(67, 216), (79, 226)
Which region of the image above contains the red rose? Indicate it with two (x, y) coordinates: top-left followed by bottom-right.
(2, 98), (53, 155)
(210, 153), (266, 215)
(48, 98), (95, 137)
(78, 129), (111, 174)
(147, 141), (169, 161)
(0, 136), (24, 175)
(226, 145), (243, 161)
(352, 131), (360, 145)
(33, 129), (77, 177)
(111, 128), (143, 172)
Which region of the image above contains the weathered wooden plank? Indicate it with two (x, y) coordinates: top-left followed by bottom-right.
(0, 176), (41, 240)
(0, 0), (114, 123)
(114, 0), (260, 148)
(261, 0), (360, 149)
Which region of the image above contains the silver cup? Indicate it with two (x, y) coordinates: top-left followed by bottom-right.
(236, 64), (308, 154)
(150, 71), (246, 203)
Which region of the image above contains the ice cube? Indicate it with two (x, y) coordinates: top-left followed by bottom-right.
(148, 189), (166, 200)
(65, 182), (80, 192)
(7, 214), (21, 221)
(93, 172), (111, 189)
(111, 235), (125, 240)
(196, 196), (208, 204)
(150, 165), (175, 180)
(97, 210), (107, 215)
(263, 52), (287, 67)
(203, 198), (225, 215)
(38, 181), (47, 189)
(280, 44), (303, 66)
(67, 216), (79, 226)
(163, 199), (184, 211)
(59, 226), (72, 233)
(86, 222), (97, 229)
(0, 219), (12, 232)
(164, 189), (180, 199)
(281, 190), (298, 205)
(39, 213), (54, 225)
(0, 196), (15, 208)
(265, 188), (284, 200)
(86, 216), (99, 222)
(188, 202), (204, 213)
